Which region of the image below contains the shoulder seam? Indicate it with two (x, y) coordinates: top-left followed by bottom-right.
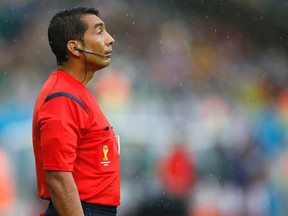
(44, 92), (88, 113)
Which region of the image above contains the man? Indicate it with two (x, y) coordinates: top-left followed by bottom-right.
(32, 7), (120, 216)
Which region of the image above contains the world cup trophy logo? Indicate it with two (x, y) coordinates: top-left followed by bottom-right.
(103, 145), (109, 162)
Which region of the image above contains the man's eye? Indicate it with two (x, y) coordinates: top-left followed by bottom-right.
(97, 30), (103, 35)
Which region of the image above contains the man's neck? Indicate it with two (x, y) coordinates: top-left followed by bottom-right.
(57, 64), (94, 86)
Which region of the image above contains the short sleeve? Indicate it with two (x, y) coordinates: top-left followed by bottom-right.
(37, 94), (89, 171)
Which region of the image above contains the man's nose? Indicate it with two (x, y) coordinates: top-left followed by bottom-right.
(107, 32), (115, 45)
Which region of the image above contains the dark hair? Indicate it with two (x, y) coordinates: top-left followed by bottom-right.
(48, 7), (99, 66)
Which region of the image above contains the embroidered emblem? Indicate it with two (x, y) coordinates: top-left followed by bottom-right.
(103, 145), (109, 161)
(101, 145), (110, 166)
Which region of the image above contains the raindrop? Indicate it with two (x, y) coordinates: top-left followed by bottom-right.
(132, 21), (135, 25)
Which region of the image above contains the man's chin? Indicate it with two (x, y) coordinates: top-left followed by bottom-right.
(94, 62), (110, 71)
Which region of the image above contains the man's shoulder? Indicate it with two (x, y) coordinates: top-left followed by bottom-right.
(43, 72), (80, 96)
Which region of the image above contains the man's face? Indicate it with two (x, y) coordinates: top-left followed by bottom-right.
(82, 14), (115, 70)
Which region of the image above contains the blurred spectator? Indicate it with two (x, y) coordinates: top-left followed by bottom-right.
(135, 143), (196, 216)
(0, 147), (15, 215)
(156, 143), (196, 198)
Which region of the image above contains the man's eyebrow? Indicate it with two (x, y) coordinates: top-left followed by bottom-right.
(94, 22), (104, 29)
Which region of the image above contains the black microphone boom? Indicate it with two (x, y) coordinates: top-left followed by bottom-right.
(74, 47), (109, 58)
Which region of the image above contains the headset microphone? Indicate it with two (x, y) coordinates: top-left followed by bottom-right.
(74, 47), (110, 58)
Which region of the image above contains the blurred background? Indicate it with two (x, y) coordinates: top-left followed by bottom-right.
(1, 0), (288, 215)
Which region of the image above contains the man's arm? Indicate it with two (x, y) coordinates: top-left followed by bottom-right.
(46, 171), (84, 216)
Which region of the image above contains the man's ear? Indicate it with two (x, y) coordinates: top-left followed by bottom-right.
(67, 40), (82, 56)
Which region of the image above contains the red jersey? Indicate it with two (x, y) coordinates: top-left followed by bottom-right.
(32, 71), (120, 206)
